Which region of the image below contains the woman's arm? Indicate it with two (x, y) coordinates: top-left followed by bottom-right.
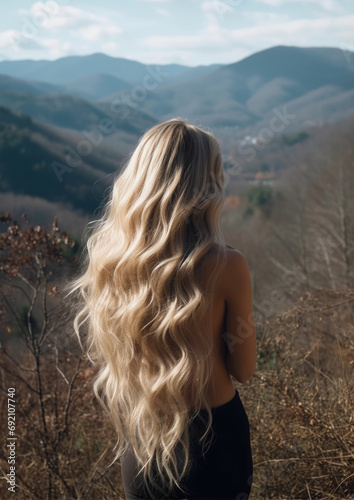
(223, 249), (257, 383)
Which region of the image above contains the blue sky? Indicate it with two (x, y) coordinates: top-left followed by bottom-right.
(0, 0), (353, 66)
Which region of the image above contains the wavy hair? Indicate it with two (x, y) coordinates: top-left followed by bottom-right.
(64, 117), (228, 498)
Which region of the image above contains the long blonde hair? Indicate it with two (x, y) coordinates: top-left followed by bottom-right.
(64, 118), (228, 497)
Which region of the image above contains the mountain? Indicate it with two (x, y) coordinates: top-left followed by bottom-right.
(0, 74), (62, 95)
(1, 104), (353, 236)
(63, 73), (130, 101)
(0, 105), (113, 212)
(1, 45), (353, 140)
(0, 53), (222, 89)
(0, 88), (157, 133)
(0, 105), (157, 232)
(99, 45), (354, 132)
(0, 72), (128, 102)
(226, 45), (354, 89)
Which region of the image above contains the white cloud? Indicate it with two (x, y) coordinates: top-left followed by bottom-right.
(0, 29), (44, 53)
(255, 0), (283, 4)
(102, 41), (120, 52)
(145, 33), (210, 50)
(17, 3), (123, 42)
(201, 2), (290, 30)
(202, 1), (231, 13)
(39, 37), (72, 58)
(201, 1), (231, 26)
(2, 0), (353, 66)
(247, 11), (291, 23)
(144, 14), (354, 51)
(80, 24), (122, 42)
(202, 3), (290, 25)
(0, 3), (123, 59)
(255, 0), (343, 12)
(141, 13), (354, 66)
(18, 4), (98, 29)
(0, 30), (23, 49)
(0, 32), (73, 58)
(155, 7), (171, 16)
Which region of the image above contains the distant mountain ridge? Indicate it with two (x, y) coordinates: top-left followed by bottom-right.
(99, 45), (354, 132)
(0, 52), (222, 89)
(0, 44), (353, 137)
(0, 103), (158, 233)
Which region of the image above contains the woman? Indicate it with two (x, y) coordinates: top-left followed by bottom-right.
(65, 118), (256, 499)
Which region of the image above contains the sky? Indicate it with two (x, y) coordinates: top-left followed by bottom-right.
(0, 0), (354, 66)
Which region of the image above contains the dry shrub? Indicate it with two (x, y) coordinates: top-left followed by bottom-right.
(0, 342), (127, 500)
(243, 288), (354, 499)
(0, 212), (126, 500)
(1, 284), (353, 499)
(1, 210), (353, 499)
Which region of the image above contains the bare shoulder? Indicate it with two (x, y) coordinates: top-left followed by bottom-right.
(226, 247), (248, 269)
(220, 246), (250, 299)
(201, 244), (248, 293)
(209, 243), (246, 263)
(203, 243), (246, 267)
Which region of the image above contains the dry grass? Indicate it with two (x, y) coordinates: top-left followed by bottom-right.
(245, 288), (354, 499)
(0, 288), (353, 499)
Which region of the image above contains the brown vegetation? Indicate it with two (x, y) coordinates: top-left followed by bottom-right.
(246, 287), (354, 498)
(0, 210), (354, 499)
(0, 145), (353, 500)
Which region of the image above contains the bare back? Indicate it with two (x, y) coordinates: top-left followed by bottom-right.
(196, 244), (239, 408)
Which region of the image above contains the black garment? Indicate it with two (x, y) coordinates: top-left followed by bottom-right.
(120, 389), (253, 499)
